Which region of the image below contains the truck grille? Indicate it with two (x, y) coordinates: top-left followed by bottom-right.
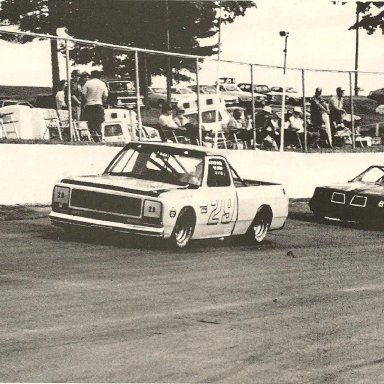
(70, 189), (142, 216)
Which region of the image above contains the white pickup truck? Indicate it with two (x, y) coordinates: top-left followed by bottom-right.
(50, 142), (288, 248)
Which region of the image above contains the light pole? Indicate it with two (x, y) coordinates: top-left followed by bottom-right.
(279, 31), (289, 74)
(279, 31), (289, 152)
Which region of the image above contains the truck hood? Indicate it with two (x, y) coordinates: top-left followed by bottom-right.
(60, 175), (188, 197)
(321, 181), (384, 196)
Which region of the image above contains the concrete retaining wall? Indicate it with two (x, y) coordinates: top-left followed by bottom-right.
(0, 143), (383, 204)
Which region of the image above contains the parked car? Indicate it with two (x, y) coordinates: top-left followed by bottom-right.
(219, 83), (266, 107)
(50, 141), (288, 249)
(309, 165), (384, 227)
(236, 83), (271, 105)
(0, 99), (34, 108)
(368, 88), (384, 104)
(147, 86), (196, 108)
(269, 87), (301, 105)
(105, 80), (144, 109)
(189, 84), (236, 106)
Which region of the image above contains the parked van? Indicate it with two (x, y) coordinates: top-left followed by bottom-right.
(174, 94), (231, 133)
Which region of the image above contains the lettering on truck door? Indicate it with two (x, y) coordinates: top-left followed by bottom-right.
(200, 157), (237, 237)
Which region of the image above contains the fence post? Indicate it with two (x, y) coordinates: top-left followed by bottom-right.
(349, 71), (355, 149)
(134, 50), (142, 140)
(302, 69), (307, 152)
(250, 64), (256, 149)
(280, 86), (286, 152)
(196, 58), (202, 145)
(65, 39), (73, 142)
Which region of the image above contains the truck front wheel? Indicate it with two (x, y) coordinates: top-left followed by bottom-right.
(169, 208), (195, 249)
(246, 208), (272, 243)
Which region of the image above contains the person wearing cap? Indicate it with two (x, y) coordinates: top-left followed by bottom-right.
(310, 87), (332, 147)
(329, 86), (346, 136)
(286, 106), (304, 147)
(82, 70), (108, 139)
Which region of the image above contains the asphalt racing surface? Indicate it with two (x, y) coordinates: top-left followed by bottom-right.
(1, 202), (384, 384)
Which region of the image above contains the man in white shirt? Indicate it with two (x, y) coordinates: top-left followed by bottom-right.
(82, 70), (108, 139)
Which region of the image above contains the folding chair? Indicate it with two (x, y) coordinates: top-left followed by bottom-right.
(0, 112), (19, 139)
(161, 127), (190, 144)
(57, 110), (79, 141)
(42, 110), (62, 140)
(76, 121), (93, 141)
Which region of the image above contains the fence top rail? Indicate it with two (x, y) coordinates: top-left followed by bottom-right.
(1, 28), (384, 76)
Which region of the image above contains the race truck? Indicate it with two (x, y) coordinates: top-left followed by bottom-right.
(50, 142), (288, 248)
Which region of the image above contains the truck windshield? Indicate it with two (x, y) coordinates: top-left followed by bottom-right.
(105, 147), (204, 187)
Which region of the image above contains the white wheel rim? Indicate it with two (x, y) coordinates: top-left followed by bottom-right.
(174, 219), (192, 247)
(253, 220), (268, 242)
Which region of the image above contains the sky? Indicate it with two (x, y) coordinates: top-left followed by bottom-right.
(0, 0), (383, 95)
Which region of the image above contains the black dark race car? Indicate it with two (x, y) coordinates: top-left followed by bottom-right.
(309, 165), (384, 227)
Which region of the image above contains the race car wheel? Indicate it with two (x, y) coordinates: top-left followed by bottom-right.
(312, 211), (325, 223)
(169, 208), (195, 249)
(246, 208), (271, 243)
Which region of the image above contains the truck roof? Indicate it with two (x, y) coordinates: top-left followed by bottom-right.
(124, 141), (228, 157)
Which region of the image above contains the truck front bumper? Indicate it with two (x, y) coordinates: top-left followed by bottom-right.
(49, 211), (164, 237)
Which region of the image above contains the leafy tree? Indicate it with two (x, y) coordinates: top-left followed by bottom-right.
(0, 0), (256, 89)
(350, 1), (384, 34)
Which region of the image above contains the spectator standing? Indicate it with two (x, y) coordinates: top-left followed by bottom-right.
(78, 72), (90, 119)
(65, 70), (83, 120)
(329, 86), (346, 134)
(82, 70), (108, 139)
(310, 87), (332, 147)
(55, 80), (67, 110)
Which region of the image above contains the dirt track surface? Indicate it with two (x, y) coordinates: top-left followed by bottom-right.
(1, 203), (384, 383)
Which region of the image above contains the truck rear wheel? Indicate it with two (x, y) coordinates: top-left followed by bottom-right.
(246, 208), (271, 243)
(169, 208), (195, 249)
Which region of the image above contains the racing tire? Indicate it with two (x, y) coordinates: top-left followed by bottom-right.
(168, 208), (195, 249)
(312, 211), (325, 223)
(245, 208), (271, 244)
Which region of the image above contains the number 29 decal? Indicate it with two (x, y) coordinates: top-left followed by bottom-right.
(207, 199), (235, 225)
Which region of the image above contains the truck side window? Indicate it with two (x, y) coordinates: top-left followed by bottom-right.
(207, 159), (231, 187)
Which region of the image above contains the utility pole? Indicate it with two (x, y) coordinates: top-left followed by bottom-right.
(47, 0), (60, 90)
(331, 1), (359, 96)
(354, 5), (360, 96)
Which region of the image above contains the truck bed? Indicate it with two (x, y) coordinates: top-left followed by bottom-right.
(234, 178), (281, 188)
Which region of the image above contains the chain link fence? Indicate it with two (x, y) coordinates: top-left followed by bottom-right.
(0, 29), (383, 151)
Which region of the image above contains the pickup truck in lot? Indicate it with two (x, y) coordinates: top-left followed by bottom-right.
(50, 142), (288, 249)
